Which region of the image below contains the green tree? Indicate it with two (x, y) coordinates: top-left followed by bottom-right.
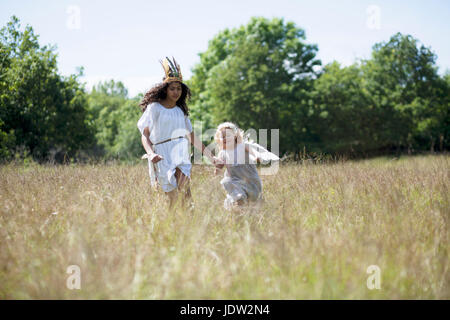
(437, 72), (450, 150)
(310, 61), (378, 155)
(189, 17), (321, 154)
(111, 97), (144, 159)
(86, 80), (142, 159)
(0, 16), (95, 161)
(362, 32), (445, 152)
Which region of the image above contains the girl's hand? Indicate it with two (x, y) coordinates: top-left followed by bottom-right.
(213, 156), (224, 169)
(141, 153), (164, 163)
(150, 153), (163, 163)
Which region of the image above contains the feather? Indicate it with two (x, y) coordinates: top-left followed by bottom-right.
(166, 57), (178, 77)
(160, 59), (170, 78)
(172, 56), (182, 78)
(159, 56), (183, 81)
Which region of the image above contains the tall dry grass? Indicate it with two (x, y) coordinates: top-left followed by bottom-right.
(0, 155), (448, 299)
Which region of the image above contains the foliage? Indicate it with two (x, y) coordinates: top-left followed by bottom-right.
(188, 17), (321, 153)
(309, 62), (375, 154)
(1, 16), (449, 162)
(0, 16), (95, 162)
(362, 33), (448, 152)
(86, 80), (142, 159)
(189, 21), (449, 156)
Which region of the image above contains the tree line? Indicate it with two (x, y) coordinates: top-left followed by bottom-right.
(1, 16), (448, 163)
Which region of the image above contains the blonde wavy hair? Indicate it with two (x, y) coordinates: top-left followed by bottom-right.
(214, 122), (245, 150)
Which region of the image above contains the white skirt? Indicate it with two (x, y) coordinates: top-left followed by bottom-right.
(148, 137), (191, 192)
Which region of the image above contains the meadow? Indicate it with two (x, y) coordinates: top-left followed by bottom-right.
(0, 155), (448, 299)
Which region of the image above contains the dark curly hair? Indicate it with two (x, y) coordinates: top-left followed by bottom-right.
(139, 81), (191, 115)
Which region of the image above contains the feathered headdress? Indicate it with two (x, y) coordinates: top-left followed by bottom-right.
(159, 56), (183, 83)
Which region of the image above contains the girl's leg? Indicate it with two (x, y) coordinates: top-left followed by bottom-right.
(175, 167), (192, 207)
(221, 177), (247, 205)
(175, 167), (188, 189)
(166, 168), (190, 209)
(167, 189), (177, 209)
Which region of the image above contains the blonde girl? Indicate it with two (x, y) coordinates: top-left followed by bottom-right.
(214, 122), (279, 210)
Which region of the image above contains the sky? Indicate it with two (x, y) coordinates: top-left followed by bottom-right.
(1, 0), (450, 97)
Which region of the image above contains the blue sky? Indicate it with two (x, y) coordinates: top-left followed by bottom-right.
(1, 0), (449, 97)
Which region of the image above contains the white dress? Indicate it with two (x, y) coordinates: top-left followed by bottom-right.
(137, 102), (193, 192)
(218, 141), (280, 210)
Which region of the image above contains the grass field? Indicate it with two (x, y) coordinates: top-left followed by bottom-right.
(0, 155), (448, 299)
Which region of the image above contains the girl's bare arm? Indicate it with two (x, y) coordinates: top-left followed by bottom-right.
(141, 127), (163, 162)
(141, 127), (154, 155)
(187, 131), (220, 164)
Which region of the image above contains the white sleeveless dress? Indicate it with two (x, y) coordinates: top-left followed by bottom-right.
(218, 141), (280, 210)
(217, 143), (262, 209)
(137, 102), (193, 192)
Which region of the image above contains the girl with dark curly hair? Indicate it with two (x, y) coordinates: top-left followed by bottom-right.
(137, 57), (221, 208)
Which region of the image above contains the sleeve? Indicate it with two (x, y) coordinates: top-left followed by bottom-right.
(137, 104), (155, 135)
(245, 141), (280, 164)
(217, 149), (226, 162)
(185, 116), (193, 133)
